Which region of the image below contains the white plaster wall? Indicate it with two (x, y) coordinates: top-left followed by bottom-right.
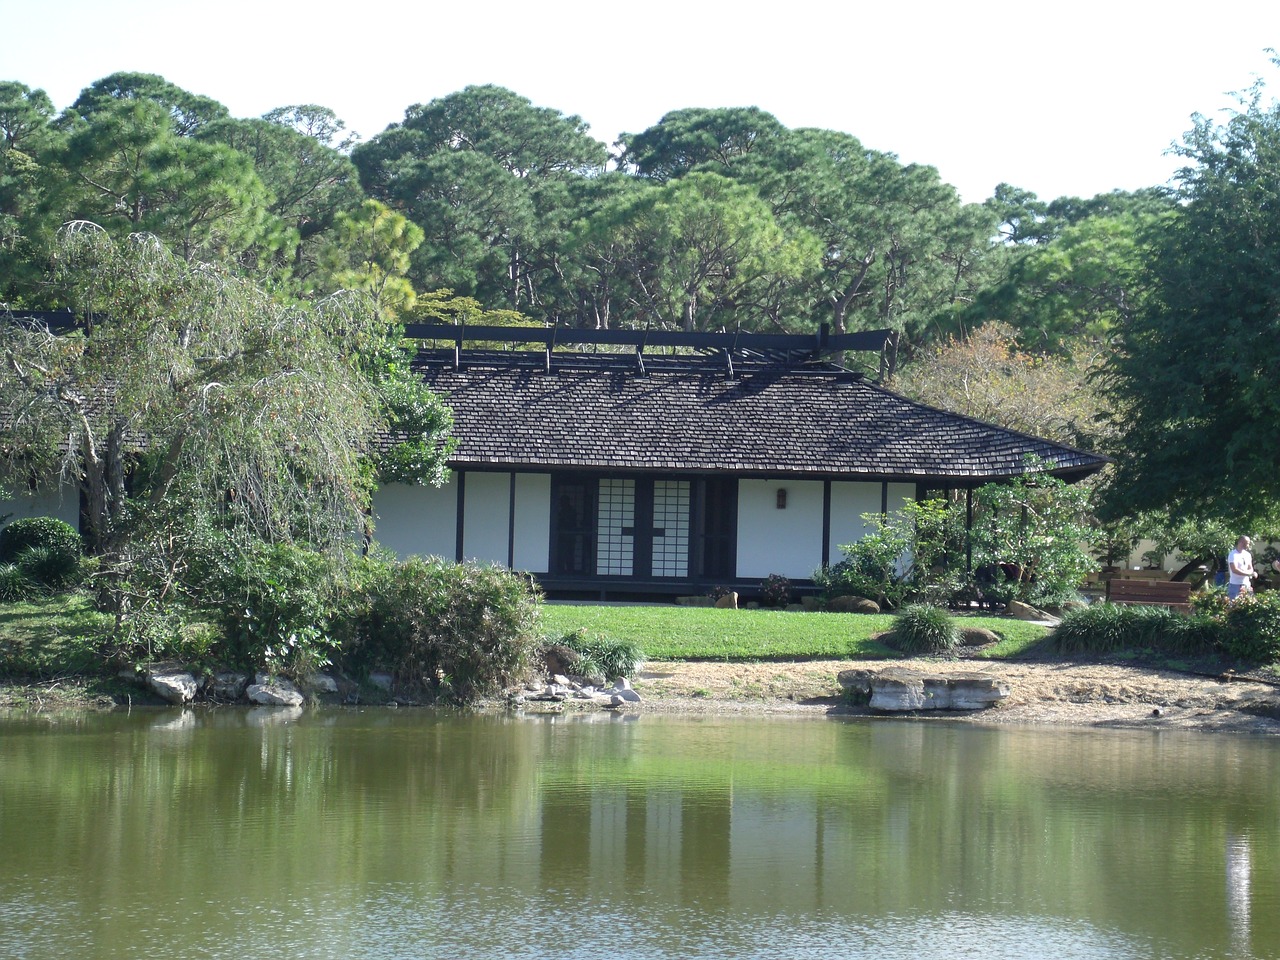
(886, 482), (915, 515)
(371, 475), (458, 560)
(0, 486), (80, 532)
(512, 473), (550, 573)
(827, 482), (884, 566)
(736, 479), (824, 579)
(461, 471), (511, 565)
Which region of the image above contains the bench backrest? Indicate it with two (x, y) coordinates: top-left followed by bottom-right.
(1105, 578), (1193, 606)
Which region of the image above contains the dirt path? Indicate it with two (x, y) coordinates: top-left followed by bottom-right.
(630, 658), (1280, 734)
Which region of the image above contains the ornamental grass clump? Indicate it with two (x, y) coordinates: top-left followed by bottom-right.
(890, 604), (960, 655)
(557, 628), (644, 681)
(1050, 602), (1218, 657)
(0, 562), (32, 603)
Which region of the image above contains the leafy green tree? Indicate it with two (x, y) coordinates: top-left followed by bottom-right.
(320, 199), (424, 318)
(965, 197), (1173, 354)
(47, 92), (283, 264)
(352, 85), (607, 311)
(985, 183), (1055, 246)
(62, 71), (229, 136)
(970, 467), (1098, 606)
(0, 225), (452, 586)
(624, 116), (996, 342)
(200, 106), (363, 288)
(1102, 63), (1280, 527)
(617, 106), (789, 181)
(0, 81), (62, 302)
(575, 171), (819, 331)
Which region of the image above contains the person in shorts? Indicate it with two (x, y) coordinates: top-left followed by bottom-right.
(1227, 536), (1256, 601)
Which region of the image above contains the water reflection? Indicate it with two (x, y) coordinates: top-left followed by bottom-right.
(1, 710), (1278, 959)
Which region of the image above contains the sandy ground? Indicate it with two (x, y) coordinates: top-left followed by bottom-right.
(626, 657), (1280, 734)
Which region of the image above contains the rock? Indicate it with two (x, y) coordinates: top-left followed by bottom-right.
(714, 592), (738, 609)
(827, 595), (880, 614)
(960, 627), (1001, 647)
(838, 667), (1009, 712)
(1005, 600), (1054, 622)
(611, 687), (641, 702)
(247, 678), (305, 707)
(542, 644), (582, 676)
(785, 603), (806, 611)
(146, 669), (198, 705)
(800, 595), (820, 611)
(368, 672), (394, 691)
(210, 671), (250, 701)
(302, 673), (339, 694)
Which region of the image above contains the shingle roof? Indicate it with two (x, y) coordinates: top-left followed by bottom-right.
(414, 352), (1109, 482)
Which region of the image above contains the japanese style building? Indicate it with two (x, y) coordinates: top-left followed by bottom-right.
(372, 325), (1108, 599)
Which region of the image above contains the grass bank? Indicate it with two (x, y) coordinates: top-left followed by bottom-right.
(0, 594), (1051, 709)
(540, 604), (1047, 661)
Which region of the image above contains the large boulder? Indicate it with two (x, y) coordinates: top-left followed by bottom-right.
(1005, 600), (1056, 622)
(210, 671), (251, 701)
(247, 676), (305, 707)
(960, 627), (1001, 647)
(839, 667), (1009, 711)
(827, 595), (880, 614)
(146, 668), (198, 705)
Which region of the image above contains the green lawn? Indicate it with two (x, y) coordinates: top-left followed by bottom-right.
(0, 593), (114, 679)
(539, 603), (1047, 661)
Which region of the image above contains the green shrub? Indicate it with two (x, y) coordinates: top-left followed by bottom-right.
(891, 604), (960, 655)
(1191, 586), (1230, 619)
(818, 499), (965, 609)
(16, 544), (84, 591)
(760, 573), (792, 608)
(0, 562), (33, 602)
(215, 542), (341, 678)
(355, 557), (543, 698)
(1051, 603), (1219, 656)
(557, 628), (644, 680)
(0, 516), (82, 563)
(1, 518), (84, 592)
(1221, 592), (1280, 663)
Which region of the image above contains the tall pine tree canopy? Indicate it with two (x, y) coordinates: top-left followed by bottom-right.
(1102, 68), (1280, 527)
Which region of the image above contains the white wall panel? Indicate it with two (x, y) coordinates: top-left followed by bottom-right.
(736, 479), (824, 579)
(827, 482), (884, 566)
(0, 486), (80, 532)
(462, 471), (511, 565)
(371, 475), (458, 560)
(512, 473), (551, 573)
(886, 482), (916, 514)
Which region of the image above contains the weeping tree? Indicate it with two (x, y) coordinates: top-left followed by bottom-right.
(0, 222), (452, 613)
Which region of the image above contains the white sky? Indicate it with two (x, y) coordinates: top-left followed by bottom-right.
(3, 0), (1277, 203)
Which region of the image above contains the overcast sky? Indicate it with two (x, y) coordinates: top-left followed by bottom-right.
(4, 0), (1277, 202)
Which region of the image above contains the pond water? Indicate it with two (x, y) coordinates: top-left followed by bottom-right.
(1, 708), (1278, 959)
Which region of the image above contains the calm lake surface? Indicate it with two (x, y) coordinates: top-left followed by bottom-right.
(2, 708), (1278, 959)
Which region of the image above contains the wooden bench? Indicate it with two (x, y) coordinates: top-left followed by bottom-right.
(1105, 577), (1193, 612)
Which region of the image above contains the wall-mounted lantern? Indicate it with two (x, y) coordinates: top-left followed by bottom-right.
(776, 488), (787, 510)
